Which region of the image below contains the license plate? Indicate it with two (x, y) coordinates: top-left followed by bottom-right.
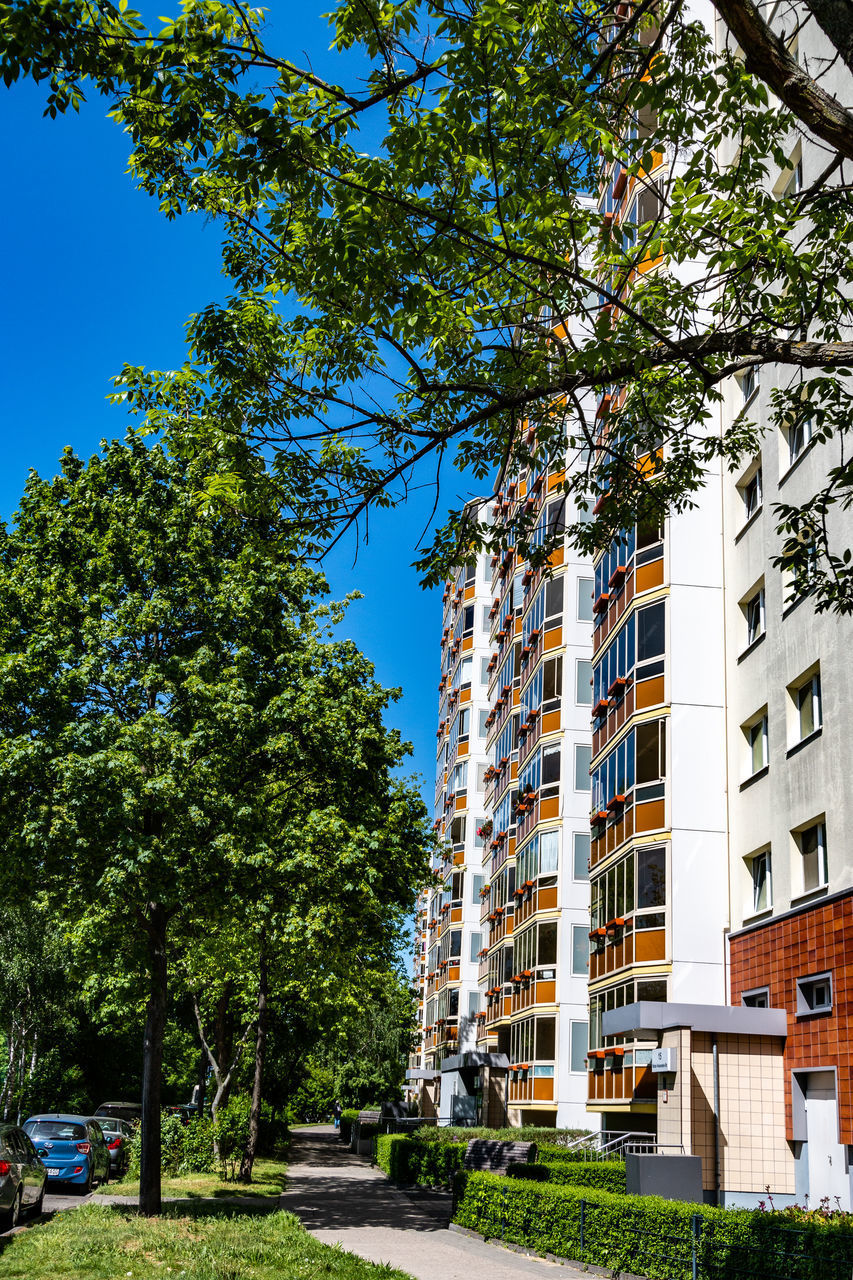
(47, 1168), (60, 1176)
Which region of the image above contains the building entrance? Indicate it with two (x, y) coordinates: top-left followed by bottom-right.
(805, 1072), (850, 1210)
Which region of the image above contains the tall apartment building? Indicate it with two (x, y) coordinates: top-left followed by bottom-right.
(409, 553), (496, 1122)
(411, 1), (852, 1207)
(474, 478), (596, 1129)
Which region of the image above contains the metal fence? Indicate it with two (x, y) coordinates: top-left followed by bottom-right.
(573, 1199), (853, 1280)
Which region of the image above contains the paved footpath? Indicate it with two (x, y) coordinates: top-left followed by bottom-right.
(280, 1127), (587, 1280)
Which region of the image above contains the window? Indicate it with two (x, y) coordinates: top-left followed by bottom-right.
(748, 849), (771, 914)
(797, 820), (827, 893)
(539, 828), (559, 874)
(544, 575), (563, 622)
(464, 561), (476, 586)
(575, 659), (592, 705)
(739, 467), (762, 521)
(636, 719), (666, 785)
(743, 585), (765, 647)
(460, 656), (473, 687)
(450, 815), (466, 844)
(740, 365), (759, 404)
(482, 604), (492, 632)
(578, 578), (594, 622)
(781, 156), (803, 198)
(570, 1021), (588, 1073)
(797, 973), (831, 1015)
(478, 708), (490, 739)
(453, 759), (468, 791)
(573, 832), (590, 880)
(536, 1015), (556, 1059)
(543, 655), (563, 707)
(470, 932), (483, 963)
(468, 990), (481, 1018)
(637, 601), (665, 666)
(480, 656), (491, 685)
(472, 874), (485, 903)
(457, 709), (469, 742)
(463, 605), (475, 633)
(574, 743), (591, 791)
(792, 669), (822, 742)
(541, 743), (561, 790)
(475, 763), (488, 792)
(743, 712), (768, 777)
(786, 414), (813, 467)
(571, 925), (589, 976)
(742, 988), (769, 1008)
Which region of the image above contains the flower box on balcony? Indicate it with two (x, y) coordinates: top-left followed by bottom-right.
(593, 591), (610, 615)
(592, 697), (610, 719)
(592, 809), (609, 823)
(608, 564), (627, 589)
(607, 676), (626, 698)
(605, 917), (626, 937)
(606, 793), (626, 811)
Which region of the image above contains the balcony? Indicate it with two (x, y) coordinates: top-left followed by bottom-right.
(510, 967), (558, 1014)
(507, 1063), (555, 1104)
(514, 879), (559, 927)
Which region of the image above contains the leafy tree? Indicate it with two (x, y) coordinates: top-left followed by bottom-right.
(0, 437), (430, 1210)
(1, 1), (851, 605)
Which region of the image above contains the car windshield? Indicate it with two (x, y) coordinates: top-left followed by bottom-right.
(25, 1121), (87, 1140)
(97, 1106), (139, 1120)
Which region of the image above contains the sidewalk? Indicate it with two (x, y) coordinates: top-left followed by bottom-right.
(280, 1126), (587, 1280)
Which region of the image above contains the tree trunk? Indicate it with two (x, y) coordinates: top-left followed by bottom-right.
(238, 938), (268, 1183)
(140, 904), (168, 1217)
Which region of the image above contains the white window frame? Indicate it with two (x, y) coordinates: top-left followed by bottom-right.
(747, 849), (771, 915)
(796, 972), (832, 1016)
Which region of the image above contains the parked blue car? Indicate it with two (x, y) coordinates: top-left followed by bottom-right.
(23, 1114), (110, 1192)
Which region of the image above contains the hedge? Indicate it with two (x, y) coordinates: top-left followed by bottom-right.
(375, 1133), (466, 1186)
(453, 1173), (853, 1280)
(339, 1110), (359, 1145)
(536, 1143), (588, 1164)
(541, 1161), (626, 1194)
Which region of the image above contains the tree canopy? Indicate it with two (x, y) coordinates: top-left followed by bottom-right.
(1, 0), (851, 606)
(0, 437), (431, 1210)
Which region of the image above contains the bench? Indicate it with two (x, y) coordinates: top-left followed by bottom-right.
(462, 1138), (537, 1174)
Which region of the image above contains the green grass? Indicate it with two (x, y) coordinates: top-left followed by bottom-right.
(96, 1157), (288, 1201)
(0, 1202), (413, 1280)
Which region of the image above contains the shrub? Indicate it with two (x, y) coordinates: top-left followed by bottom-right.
(214, 1094), (252, 1181)
(506, 1162), (550, 1182)
(121, 1112), (215, 1181)
(540, 1160), (626, 1194)
(536, 1143), (588, 1164)
(375, 1133), (467, 1187)
(453, 1173), (853, 1280)
(340, 1109), (359, 1144)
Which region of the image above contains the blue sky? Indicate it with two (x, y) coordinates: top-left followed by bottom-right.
(0, 6), (453, 804)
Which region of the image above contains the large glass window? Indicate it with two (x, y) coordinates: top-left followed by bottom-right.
(576, 659), (592, 705)
(574, 743), (591, 791)
(590, 844), (666, 930)
(749, 850), (771, 913)
(570, 1021), (588, 1073)
(577, 578), (594, 622)
(571, 925), (589, 975)
(798, 820), (827, 892)
(573, 832), (590, 880)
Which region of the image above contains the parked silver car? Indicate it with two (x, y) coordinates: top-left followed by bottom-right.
(0, 1123), (47, 1229)
(96, 1115), (135, 1177)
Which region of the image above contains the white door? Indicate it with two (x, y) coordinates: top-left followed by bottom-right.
(805, 1072), (851, 1210)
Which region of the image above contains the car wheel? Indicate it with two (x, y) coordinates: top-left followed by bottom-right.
(30, 1184), (45, 1218)
(78, 1167), (93, 1197)
(4, 1187), (22, 1231)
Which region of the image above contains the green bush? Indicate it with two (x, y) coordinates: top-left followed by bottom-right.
(415, 1126), (586, 1146)
(340, 1109), (359, 1144)
(453, 1173), (853, 1280)
(375, 1133), (467, 1186)
(214, 1094), (251, 1180)
(540, 1160), (626, 1194)
(122, 1112), (215, 1181)
(536, 1143), (588, 1164)
(506, 1162), (549, 1181)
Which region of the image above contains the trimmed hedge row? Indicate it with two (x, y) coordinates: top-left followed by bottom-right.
(375, 1133), (466, 1186)
(453, 1173), (853, 1280)
(536, 1143), (589, 1164)
(542, 1161), (626, 1194)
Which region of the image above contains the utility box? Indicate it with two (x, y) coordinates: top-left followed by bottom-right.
(626, 1154), (703, 1203)
(651, 1047), (678, 1073)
